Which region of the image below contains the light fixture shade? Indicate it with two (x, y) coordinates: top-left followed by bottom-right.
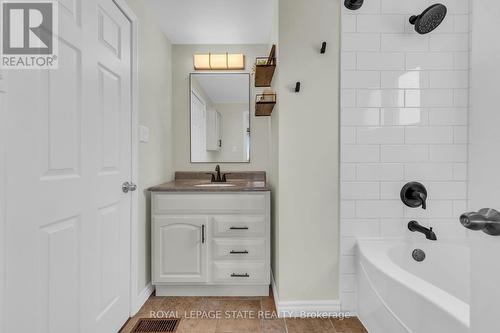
(193, 54), (210, 70)
(227, 53), (245, 70)
(209, 54), (227, 70)
(193, 53), (245, 70)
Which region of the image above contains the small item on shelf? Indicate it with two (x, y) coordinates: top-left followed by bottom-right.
(256, 58), (269, 66)
(255, 93), (276, 117)
(254, 45), (277, 87)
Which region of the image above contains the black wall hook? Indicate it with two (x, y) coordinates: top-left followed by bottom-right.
(320, 42), (327, 54)
(295, 82), (301, 93)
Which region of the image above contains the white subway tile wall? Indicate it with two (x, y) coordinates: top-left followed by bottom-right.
(340, 0), (469, 313)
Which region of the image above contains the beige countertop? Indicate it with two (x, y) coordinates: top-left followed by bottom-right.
(148, 171), (269, 192)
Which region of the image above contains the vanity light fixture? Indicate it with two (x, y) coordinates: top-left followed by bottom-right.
(193, 53), (245, 70)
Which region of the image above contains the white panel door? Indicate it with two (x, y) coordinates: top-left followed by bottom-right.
(153, 216), (208, 283)
(91, 1), (132, 332)
(2, 1), (133, 333)
(190, 91), (207, 161)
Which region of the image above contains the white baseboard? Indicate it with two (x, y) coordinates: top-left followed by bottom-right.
(131, 283), (155, 316)
(277, 300), (342, 318)
(155, 284), (269, 297)
(271, 271), (341, 318)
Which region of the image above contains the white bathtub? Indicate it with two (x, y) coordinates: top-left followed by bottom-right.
(356, 239), (470, 333)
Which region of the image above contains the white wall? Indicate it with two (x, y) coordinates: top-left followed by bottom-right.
(172, 44), (271, 171)
(273, 0), (340, 304)
(340, 0), (470, 312)
(469, 0), (500, 331)
(269, 0), (280, 289)
(126, 0), (174, 303)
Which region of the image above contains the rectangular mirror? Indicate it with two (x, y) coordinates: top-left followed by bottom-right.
(190, 73), (250, 163)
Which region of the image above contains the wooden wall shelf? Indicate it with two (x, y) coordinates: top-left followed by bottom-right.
(255, 94), (276, 117)
(254, 45), (276, 87)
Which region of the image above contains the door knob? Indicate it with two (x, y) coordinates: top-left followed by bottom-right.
(460, 208), (500, 236)
(122, 182), (137, 193)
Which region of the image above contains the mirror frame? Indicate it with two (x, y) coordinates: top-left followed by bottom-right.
(189, 72), (251, 164)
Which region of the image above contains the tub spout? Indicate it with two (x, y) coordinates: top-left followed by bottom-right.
(408, 220), (437, 241)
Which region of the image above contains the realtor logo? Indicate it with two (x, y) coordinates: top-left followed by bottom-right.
(1, 0), (58, 69)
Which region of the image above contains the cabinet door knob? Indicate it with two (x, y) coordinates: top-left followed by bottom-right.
(202, 225), (205, 244)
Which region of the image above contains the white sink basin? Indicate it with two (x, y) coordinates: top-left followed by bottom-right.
(195, 183), (236, 188)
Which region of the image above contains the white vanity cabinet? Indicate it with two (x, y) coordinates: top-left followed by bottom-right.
(151, 191), (271, 296)
(153, 216), (208, 283)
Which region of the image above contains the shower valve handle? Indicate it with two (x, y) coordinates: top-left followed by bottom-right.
(401, 182), (427, 210)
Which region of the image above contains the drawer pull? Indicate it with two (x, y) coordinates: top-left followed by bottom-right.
(229, 226), (249, 230)
(230, 250), (249, 255)
(231, 273), (250, 278)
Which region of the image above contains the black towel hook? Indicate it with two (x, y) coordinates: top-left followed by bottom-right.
(295, 82), (301, 93)
(320, 42), (327, 54)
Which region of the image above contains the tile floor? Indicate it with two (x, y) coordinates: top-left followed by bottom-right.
(119, 289), (367, 333)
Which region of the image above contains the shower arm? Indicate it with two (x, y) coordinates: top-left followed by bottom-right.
(460, 208), (500, 236)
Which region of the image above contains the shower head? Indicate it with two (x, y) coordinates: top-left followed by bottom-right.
(344, 0), (363, 10)
(410, 4), (447, 34)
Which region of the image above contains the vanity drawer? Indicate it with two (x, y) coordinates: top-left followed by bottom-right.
(212, 239), (266, 260)
(213, 216), (266, 237)
(153, 193), (267, 214)
(212, 262), (268, 284)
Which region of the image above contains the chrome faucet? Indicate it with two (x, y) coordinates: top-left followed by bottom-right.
(460, 208), (500, 236)
(408, 221), (437, 240)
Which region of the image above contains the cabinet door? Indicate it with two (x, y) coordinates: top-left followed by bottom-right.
(205, 109), (218, 151)
(153, 216), (208, 283)
(206, 109), (222, 151)
(216, 111), (222, 150)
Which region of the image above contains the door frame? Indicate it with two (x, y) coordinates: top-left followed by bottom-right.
(0, 71), (7, 333)
(112, 0), (145, 316)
